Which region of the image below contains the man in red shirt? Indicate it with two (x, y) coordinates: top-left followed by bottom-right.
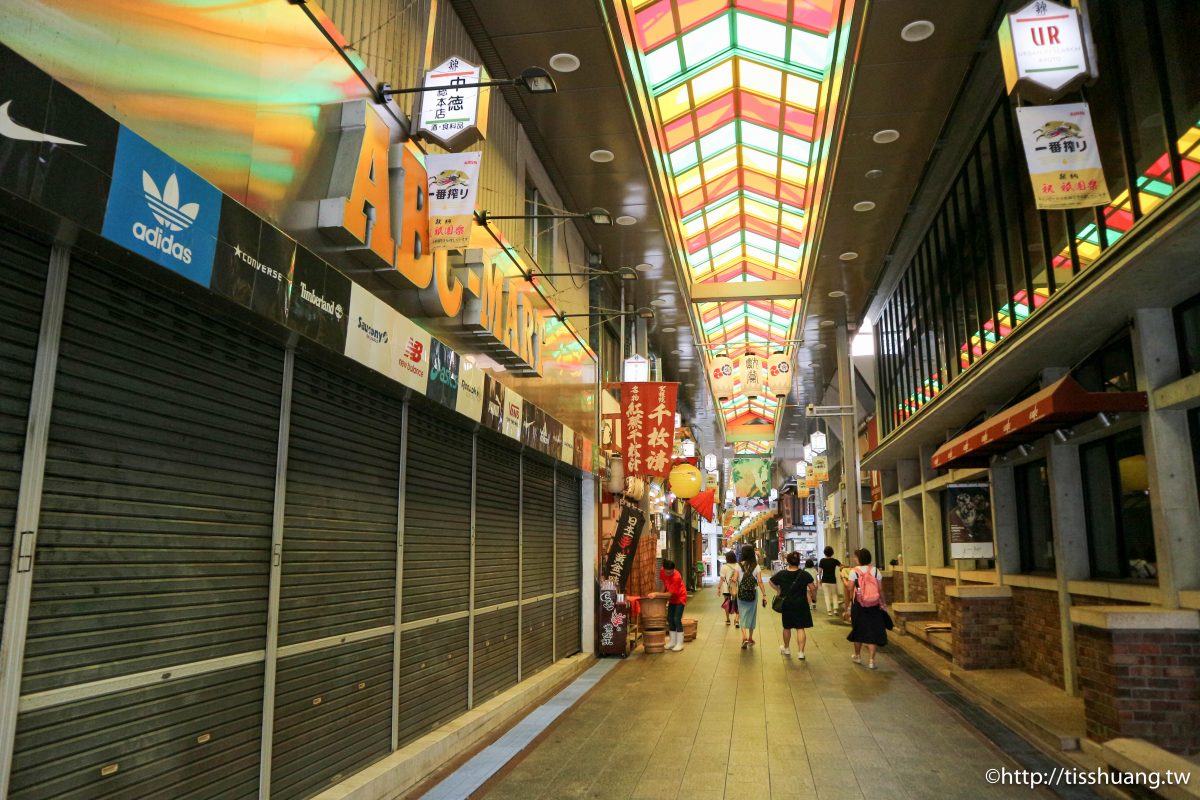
(659, 560), (688, 652)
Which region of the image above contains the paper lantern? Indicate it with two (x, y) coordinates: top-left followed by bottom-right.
(710, 354), (735, 399)
(742, 352), (764, 399)
(606, 453), (625, 494)
(766, 351), (792, 398)
(669, 463), (702, 499)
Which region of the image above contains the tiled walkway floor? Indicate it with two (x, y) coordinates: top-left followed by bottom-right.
(480, 586), (1046, 800)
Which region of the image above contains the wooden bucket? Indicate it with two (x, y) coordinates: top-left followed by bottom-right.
(643, 629), (666, 653)
(639, 594), (668, 630)
(682, 618), (698, 642)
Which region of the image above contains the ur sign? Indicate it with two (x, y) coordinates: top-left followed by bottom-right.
(998, 0), (1093, 102)
(710, 354), (735, 399)
(766, 352), (791, 398)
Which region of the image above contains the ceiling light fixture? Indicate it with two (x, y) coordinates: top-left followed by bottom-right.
(865, 169), (883, 180)
(853, 201), (876, 212)
(872, 129), (900, 144)
(549, 53), (581, 72)
(839, 251), (859, 261)
(661, 326), (676, 333)
(651, 298), (670, 307)
(589, 149), (614, 163)
(828, 290), (846, 298)
(820, 320), (836, 328)
(900, 20), (936, 42)
(635, 262), (653, 272)
(615, 215), (638, 225)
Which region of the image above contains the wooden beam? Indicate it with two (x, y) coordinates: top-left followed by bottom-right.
(689, 280), (804, 303)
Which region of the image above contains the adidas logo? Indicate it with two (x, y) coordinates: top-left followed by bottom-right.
(142, 171), (199, 232)
(131, 170), (200, 265)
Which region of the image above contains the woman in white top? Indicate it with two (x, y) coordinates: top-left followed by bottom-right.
(842, 548), (889, 669)
(734, 544), (768, 649)
(717, 550), (740, 627)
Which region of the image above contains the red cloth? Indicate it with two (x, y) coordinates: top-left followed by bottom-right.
(659, 568), (687, 605)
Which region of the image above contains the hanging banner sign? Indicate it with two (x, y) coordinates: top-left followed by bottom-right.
(1016, 103), (1110, 210)
(766, 352), (791, 398)
(810, 431), (827, 453)
(731, 457), (770, 513)
(602, 500), (647, 593)
(710, 354), (735, 399)
(798, 486), (810, 499)
(417, 56), (485, 150)
(597, 587), (628, 655)
(426, 152), (480, 251)
(813, 455), (829, 473)
(998, 0), (1094, 103)
(947, 483), (996, 559)
(620, 382), (678, 477)
(805, 476), (818, 489)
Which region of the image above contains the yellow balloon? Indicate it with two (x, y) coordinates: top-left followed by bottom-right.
(669, 463), (702, 499)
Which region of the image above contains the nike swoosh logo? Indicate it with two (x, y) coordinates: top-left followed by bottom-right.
(0, 101), (85, 146)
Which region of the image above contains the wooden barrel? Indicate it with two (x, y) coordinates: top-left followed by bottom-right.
(643, 629), (666, 653)
(639, 594), (668, 630)
(682, 618), (698, 642)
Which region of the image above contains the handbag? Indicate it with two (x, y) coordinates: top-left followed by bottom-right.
(883, 609), (895, 630)
(771, 570), (805, 613)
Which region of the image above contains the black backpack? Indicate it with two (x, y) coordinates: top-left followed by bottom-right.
(737, 564), (757, 601)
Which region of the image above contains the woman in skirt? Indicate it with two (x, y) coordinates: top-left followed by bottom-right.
(842, 548), (888, 669)
(769, 551), (817, 658)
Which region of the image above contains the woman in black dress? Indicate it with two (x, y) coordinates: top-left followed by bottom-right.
(769, 551), (816, 659)
(842, 548), (889, 669)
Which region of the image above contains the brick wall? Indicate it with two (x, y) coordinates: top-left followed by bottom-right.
(1075, 626), (1200, 754)
(1011, 586), (1064, 689)
(880, 574), (895, 604)
(906, 575), (928, 603)
(932, 576), (953, 621)
(948, 596), (1015, 670)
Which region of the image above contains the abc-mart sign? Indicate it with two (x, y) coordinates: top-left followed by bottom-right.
(998, 0), (1098, 103)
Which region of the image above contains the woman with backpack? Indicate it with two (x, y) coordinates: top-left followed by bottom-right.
(734, 544), (767, 649)
(769, 551), (817, 658)
(842, 548), (888, 669)
(717, 550), (740, 627)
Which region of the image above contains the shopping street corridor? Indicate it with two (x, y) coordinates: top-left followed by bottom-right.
(476, 586), (1069, 800)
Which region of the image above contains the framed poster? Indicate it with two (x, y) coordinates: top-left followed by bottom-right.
(946, 483), (995, 559)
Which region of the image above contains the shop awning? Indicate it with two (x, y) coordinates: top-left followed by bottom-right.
(930, 376), (1148, 471)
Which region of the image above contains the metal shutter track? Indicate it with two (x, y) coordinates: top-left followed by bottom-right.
(474, 435), (519, 608)
(398, 618), (468, 746)
(472, 606), (518, 703)
(0, 227), (48, 639)
(23, 258), (280, 693)
(9, 663), (263, 800)
(278, 359), (401, 646)
(271, 638), (392, 800)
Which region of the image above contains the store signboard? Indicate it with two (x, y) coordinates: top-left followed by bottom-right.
(602, 500), (647, 592)
(286, 248), (351, 354)
(426, 152), (480, 251)
(212, 198), (294, 325)
(390, 315), (430, 392)
(561, 424), (575, 465)
(998, 0), (1094, 102)
(947, 483), (995, 559)
(417, 56), (485, 150)
(345, 282), (399, 376)
(503, 387), (524, 439)
(482, 374), (506, 433)
(456, 356), (485, 421)
(1016, 103), (1110, 210)
(623, 354), (650, 383)
(620, 382), (678, 477)
(426, 339), (460, 410)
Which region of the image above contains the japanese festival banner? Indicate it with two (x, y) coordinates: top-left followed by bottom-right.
(426, 152), (480, 251)
(620, 382), (678, 477)
(603, 499), (647, 593)
(597, 586), (627, 655)
(1015, 103), (1111, 210)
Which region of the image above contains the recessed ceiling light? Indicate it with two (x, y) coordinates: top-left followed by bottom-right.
(651, 298), (670, 307)
(820, 320), (836, 328)
(589, 149), (614, 163)
(615, 215), (638, 225)
(812, 343), (826, 350)
(873, 129), (900, 144)
(671, 349), (683, 355)
(661, 326), (676, 333)
(635, 262), (653, 272)
(900, 20), (935, 42)
(839, 251), (859, 261)
(549, 52), (581, 72)
(853, 201), (876, 212)
(865, 169), (883, 180)
(828, 290), (846, 298)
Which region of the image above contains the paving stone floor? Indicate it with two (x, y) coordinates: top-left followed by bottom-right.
(480, 586), (1045, 800)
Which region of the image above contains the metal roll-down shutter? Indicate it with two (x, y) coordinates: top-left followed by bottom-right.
(0, 227), (49, 639)
(12, 254), (282, 799)
(555, 469), (582, 659)
(398, 405), (471, 745)
(520, 454), (554, 677)
(472, 432), (520, 703)
(269, 358), (401, 799)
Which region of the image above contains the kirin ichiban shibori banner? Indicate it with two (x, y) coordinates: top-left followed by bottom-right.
(426, 152), (481, 251)
(620, 382), (678, 477)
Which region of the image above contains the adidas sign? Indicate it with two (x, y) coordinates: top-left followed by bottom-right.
(132, 170), (200, 265)
(132, 221), (192, 264)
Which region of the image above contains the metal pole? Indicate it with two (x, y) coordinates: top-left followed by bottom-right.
(391, 399), (410, 751)
(836, 324), (862, 553)
(467, 430), (478, 708)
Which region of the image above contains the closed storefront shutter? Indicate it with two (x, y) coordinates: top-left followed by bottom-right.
(472, 431), (519, 702)
(12, 255), (281, 798)
(521, 454), (554, 676)
(269, 358), (401, 798)
(398, 404), (471, 745)
(555, 470), (582, 659)
(0, 227), (48, 640)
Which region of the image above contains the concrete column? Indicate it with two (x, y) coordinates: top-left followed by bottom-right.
(990, 464), (1020, 580)
(896, 458), (920, 600)
(836, 324), (863, 552)
(882, 501), (902, 573)
(1132, 309), (1200, 605)
(900, 497), (926, 602)
(1048, 438), (1086, 695)
(919, 447), (941, 601)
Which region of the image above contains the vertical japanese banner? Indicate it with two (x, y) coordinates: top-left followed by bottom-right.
(426, 152), (480, 251)
(603, 499), (647, 593)
(1015, 103), (1111, 210)
(620, 382), (678, 477)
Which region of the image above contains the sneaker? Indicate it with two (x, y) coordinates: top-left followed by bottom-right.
(851, 654), (862, 664)
(868, 660), (877, 670)
(779, 646), (790, 656)
(741, 640), (749, 650)
(798, 652), (806, 660)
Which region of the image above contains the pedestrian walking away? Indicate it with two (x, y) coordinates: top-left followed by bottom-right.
(660, 560), (688, 652)
(818, 546), (841, 616)
(718, 550), (740, 627)
(803, 558), (819, 610)
(734, 544), (767, 649)
(770, 551), (817, 658)
(843, 548), (889, 669)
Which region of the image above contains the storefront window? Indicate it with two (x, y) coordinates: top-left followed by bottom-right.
(1074, 333), (1136, 393)
(524, 183), (553, 272)
(1080, 428), (1156, 581)
(1015, 460), (1055, 574)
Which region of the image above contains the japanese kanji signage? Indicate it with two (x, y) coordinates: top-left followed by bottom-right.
(426, 152), (480, 251)
(602, 499), (647, 593)
(998, 1), (1095, 103)
(812, 454), (829, 483)
(417, 56), (486, 150)
(620, 382), (678, 477)
(1016, 103), (1110, 210)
